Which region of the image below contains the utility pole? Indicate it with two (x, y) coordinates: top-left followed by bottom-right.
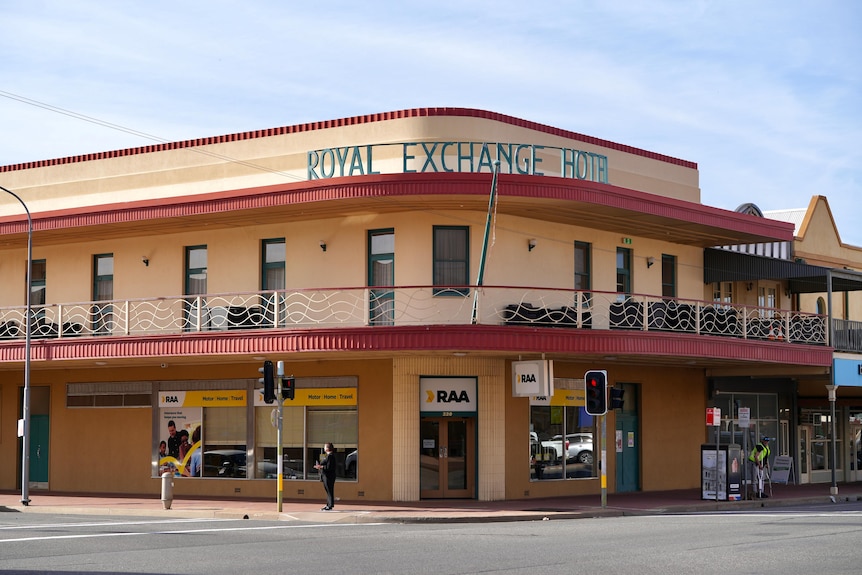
(276, 360), (285, 512)
(1, 185), (33, 506)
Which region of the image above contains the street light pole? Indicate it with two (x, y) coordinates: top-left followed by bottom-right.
(826, 384), (838, 498)
(0, 184), (33, 506)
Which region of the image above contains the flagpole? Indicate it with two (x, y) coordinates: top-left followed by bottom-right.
(471, 159), (500, 324)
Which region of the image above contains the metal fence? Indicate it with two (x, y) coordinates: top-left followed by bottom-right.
(0, 286), (829, 347)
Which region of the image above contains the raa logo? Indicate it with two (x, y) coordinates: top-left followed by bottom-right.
(517, 373), (537, 384)
(426, 389), (471, 403)
(162, 395), (180, 403)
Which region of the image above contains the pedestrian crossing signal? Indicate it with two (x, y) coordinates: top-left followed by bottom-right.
(584, 370), (607, 416)
(282, 376), (295, 400)
(610, 387), (625, 410)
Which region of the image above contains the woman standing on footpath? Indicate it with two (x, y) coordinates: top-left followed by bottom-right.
(314, 443), (337, 511)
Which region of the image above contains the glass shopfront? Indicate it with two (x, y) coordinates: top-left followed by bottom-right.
(154, 377), (357, 482)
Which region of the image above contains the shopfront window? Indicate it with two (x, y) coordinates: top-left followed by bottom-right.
(530, 381), (596, 480)
(155, 378), (357, 481)
(157, 389), (246, 479)
(254, 378), (358, 481)
(709, 393), (779, 457)
(802, 409), (840, 472)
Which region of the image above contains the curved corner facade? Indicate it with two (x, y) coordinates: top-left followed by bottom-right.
(0, 108), (844, 504)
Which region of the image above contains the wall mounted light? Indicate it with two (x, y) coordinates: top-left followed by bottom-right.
(646, 257), (656, 268)
(527, 238), (537, 252)
(746, 282), (753, 291)
(319, 241), (327, 252)
(141, 256), (149, 267)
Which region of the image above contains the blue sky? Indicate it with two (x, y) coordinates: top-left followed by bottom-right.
(2, 1), (860, 245)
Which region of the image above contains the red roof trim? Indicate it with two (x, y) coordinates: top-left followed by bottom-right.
(0, 325), (831, 367)
(0, 172), (793, 241)
(0, 108), (695, 174)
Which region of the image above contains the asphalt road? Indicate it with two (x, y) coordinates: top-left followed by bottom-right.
(2, 504), (862, 574)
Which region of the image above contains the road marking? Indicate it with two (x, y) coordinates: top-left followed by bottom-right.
(0, 521), (386, 544)
(0, 518), (227, 531)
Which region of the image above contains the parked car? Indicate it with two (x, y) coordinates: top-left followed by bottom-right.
(203, 450), (247, 478)
(345, 450), (357, 478)
(552, 433), (593, 464)
(530, 432), (570, 463)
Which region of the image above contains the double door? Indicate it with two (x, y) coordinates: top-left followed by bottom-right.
(420, 417), (474, 499)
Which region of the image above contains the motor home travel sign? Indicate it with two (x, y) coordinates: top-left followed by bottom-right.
(159, 390), (246, 407)
(307, 141), (609, 183)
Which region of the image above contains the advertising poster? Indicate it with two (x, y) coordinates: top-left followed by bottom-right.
(701, 449), (727, 500)
(158, 393), (203, 477)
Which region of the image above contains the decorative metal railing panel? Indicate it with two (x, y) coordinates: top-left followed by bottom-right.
(0, 287), (829, 348)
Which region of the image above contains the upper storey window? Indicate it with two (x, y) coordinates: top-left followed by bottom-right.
(31, 259), (46, 306)
(433, 226), (469, 296)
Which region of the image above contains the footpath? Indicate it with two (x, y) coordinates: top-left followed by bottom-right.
(2, 483), (861, 524)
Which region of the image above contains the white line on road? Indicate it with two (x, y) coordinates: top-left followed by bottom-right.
(0, 518), (229, 531)
(0, 521), (386, 544)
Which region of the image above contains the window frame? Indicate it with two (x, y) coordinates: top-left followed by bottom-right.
(661, 254), (676, 298)
(433, 225), (470, 296)
(616, 247), (632, 296)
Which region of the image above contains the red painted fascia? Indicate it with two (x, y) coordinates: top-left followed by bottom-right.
(0, 324), (832, 367)
(0, 172), (793, 242)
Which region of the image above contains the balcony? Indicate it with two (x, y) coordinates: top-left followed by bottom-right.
(0, 288), (828, 347)
(833, 318), (862, 353)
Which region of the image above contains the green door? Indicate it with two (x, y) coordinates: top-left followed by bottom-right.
(19, 385), (50, 490)
(614, 383), (639, 492)
(29, 414), (50, 485)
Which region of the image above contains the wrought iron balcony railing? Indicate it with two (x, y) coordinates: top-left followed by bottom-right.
(0, 286), (832, 348)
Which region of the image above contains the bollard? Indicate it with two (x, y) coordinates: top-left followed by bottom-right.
(161, 471), (174, 509)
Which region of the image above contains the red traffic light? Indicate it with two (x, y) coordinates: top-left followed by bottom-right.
(584, 369), (607, 416)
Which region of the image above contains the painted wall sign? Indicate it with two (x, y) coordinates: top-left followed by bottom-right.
(307, 141), (609, 183)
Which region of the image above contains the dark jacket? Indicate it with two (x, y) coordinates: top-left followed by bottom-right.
(319, 452), (336, 482)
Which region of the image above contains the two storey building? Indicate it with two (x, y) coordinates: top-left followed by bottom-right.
(0, 108), (839, 503)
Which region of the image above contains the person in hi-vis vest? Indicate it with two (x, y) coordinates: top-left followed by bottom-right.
(749, 437), (771, 498)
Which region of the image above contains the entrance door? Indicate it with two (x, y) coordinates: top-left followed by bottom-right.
(29, 414), (50, 488)
(420, 417), (474, 499)
(615, 413), (639, 492)
(799, 427), (810, 484)
(18, 385), (50, 490)
(850, 425), (862, 482)
(614, 383), (639, 492)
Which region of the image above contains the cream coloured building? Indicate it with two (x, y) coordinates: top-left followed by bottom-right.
(0, 108), (846, 503)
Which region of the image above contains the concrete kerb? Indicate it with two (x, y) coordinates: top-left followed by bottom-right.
(2, 493), (861, 524)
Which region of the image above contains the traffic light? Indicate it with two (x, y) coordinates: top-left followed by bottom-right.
(259, 360), (275, 404)
(584, 370), (607, 416)
(282, 376), (295, 400)
(610, 387), (625, 410)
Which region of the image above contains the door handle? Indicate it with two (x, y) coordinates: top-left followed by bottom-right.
(36, 445), (41, 459)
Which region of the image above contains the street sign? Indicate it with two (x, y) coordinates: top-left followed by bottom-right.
(738, 407), (750, 428)
(706, 407), (721, 427)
